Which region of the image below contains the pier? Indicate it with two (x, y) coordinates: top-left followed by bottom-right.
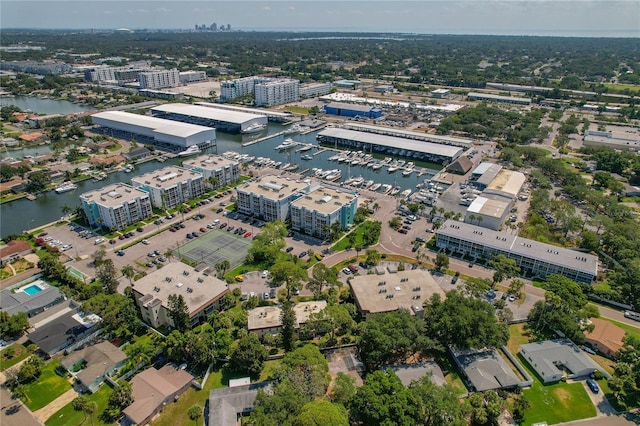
(241, 130), (286, 147)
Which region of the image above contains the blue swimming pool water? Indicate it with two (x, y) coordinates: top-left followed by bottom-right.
(23, 285), (42, 296)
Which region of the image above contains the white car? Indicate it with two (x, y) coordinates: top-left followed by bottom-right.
(342, 268), (351, 275)
(262, 270), (269, 279)
(141, 239), (150, 245)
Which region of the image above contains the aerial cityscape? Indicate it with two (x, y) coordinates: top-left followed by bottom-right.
(0, 2), (639, 426)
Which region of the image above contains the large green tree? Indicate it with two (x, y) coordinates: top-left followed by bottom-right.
(280, 301), (297, 352)
(270, 261), (306, 300)
(167, 294), (190, 332)
(229, 332), (268, 376)
(306, 263), (340, 297)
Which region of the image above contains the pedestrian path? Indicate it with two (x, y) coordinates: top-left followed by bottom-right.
(33, 388), (78, 423)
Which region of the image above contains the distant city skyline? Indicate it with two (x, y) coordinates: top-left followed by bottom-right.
(2, 1), (638, 38)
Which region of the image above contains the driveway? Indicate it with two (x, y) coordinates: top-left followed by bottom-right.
(0, 386), (42, 426)
(581, 380), (618, 417)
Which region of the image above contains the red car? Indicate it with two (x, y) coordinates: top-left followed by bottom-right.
(397, 228), (408, 234)
(200, 227), (207, 233)
(243, 231), (252, 238)
(119, 235), (126, 240)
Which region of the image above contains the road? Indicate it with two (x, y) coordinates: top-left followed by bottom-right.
(0, 387), (42, 426)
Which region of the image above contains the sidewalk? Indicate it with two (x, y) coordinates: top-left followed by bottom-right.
(32, 388), (78, 423)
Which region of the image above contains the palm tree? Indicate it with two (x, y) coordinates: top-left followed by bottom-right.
(61, 204), (73, 218)
(372, 202), (380, 214)
(468, 214), (476, 225)
(72, 396), (89, 424)
(178, 204), (189, 223)
(215, 260), (230, 278)
(477, 216), (483, 227)
(85, 401), (97, 426)
(208, 176), (220, 191)
(164, 248), (174, 261)
(121, 265), (135, 285)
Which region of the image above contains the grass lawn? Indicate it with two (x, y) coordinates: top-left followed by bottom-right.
(150, 360), (281, 426)
(522, 379), (595, 426)
(23, 360), (72, 411)
(332, 223), (368, 252)
(0, 344), (33, 371)
(45, 383), (112, 426)
(604, 83), (640, 93)
(506, 323), (533, 354)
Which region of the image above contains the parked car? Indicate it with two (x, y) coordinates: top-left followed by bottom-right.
(262, 270), (269, 279)
(586, 379), (600, 394)
(244, 232), (252, 238)
(298, 251), (307, 258)
(178, 223), (186, 229)
(348, 265), (359, 273)
(220, 223), (227, 229)
(186, 233), (194, 239)
(235, 275), (244, 282)
(142, 239), (150, 245)
(117, 250), (125, 256)
(415, 237), (426, 243)
(286, 246), (294, 252)
(216, 208), (224, 213)
(314, 253), (324, 261)
(342, 267), (351, 275)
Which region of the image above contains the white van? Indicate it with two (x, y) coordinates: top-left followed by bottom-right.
(212, 219), (220, 226)
(94, 238), (105, 245)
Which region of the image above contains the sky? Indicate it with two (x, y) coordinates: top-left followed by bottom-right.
(2, 1), (638, 37)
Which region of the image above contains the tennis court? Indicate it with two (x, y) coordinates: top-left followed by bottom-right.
(179, 230), (250, 269)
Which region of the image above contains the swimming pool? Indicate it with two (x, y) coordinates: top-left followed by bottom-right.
(22, 284), (43, 296)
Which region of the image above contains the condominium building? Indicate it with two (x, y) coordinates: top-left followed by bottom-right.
(131, 166), (204, 210)
(235, 175), (309, 222)
(182, 154), (240, 189)
(299, 82), (332, 98)
(179, 70), (207, 84)
(435, 220), (598, 284)
(290, 186), (358, 239)
(220, 77), (271, 101)
(132, 262), (229, 329)
(80, 183), (153, 230)
(255, 79), (300, 107)
(138, 69), (181, 89)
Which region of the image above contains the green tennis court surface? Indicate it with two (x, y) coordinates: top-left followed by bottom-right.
(178, 230), (250, 268)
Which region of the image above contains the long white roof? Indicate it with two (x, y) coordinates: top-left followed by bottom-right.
(317, 127), (463, 159)
(92, 111), (214, 138)
(151, 103), (266, 125)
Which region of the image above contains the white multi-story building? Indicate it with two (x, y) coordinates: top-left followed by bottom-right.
(131, 166), (204, 210)
(299, 82), (332, 98)
(80, 183), (153, 230)
(138, 69), (180, 89)
(255, 79), (300, 106)
(220, 77), (270, 101)
(182, 154), (240, 189)
(290, 186), (358, 239)
(235, 175), (309, 222)
(179, 71), (207, 84)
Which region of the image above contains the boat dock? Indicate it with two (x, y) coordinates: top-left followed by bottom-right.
(242, 130), (287, 147)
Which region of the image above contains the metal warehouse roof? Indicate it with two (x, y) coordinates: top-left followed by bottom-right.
(196, 101), (292, 118)
(92, 111), (214, 137)
(345, 123), (474, 147)
(325, 102), (379, 113)
(151, 103), (266, 125)
(317, 127), (463, 159)
(437, 220), (598, 276)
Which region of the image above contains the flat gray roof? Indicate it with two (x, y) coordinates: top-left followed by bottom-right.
(208, 382), (272, 426)
(485, 170), (526, 198)
(237, 175), (309, 202)
(467, 92), (532, 103)
(386, 362), (446, 387)
(471, 161), (495, 176)
(247, 301), (327, 331)
(196, 101), (292, 118)
(151, 103), (266, 125)
(345, 123), (473, 147)
(291, 186), (356, 215)
(326, 102), (379, 113)
(467, 196), (510, 218)
(132, 262), (228, 316)
(131, 166), (202, 190)
(80, 183), (149, 208)
(437, 220), (598, 276)
(92, 110), (215, 138)
(349, 269), (445, 315)
(475, 164), (503, 187)
(317, 127), (463, 159)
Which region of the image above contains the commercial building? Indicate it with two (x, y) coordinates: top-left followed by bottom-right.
(467, 92), (532, 106)
(583, 128), (640, 152)
(84, 66), (148, 83)
(247, 301), (327, 338)
(472, 163), (503, 188)
(179, 70), (207, 84)
(483, 169), (526, 201)
(317, 127), (463, 163)
(447, 156), (474, 174)
(435, 220), (598, 284)
(123, 365), (193, 426)
(151, 103), (267, 133)
(299, 82), (332, 98)
(323, 102), (383, 119)
(343, 123), (473, 149)
(80, 183), (153, 230)
(131, 262), (229, 329)
(255, 79), (300, 106)
(464, 196), (511, 230)
(91, 111), (216, 151)
(138, 69), (180, 89)
(290, 186), (358, 239)
(349, 270), (445, 318)
(182, 154), (240, 189)
(235, 175), (310, 222)
(430, 88), (451, 98)
(374, 84), (394, 93)
(334, 79), (361, 89)
(196, 101), (293, 122)
(520, 339), (608, 383)
(131, 166), (204, 210)
(0, 280), (65, 317)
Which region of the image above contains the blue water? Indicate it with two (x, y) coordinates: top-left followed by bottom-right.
(23, 284), (43, 296)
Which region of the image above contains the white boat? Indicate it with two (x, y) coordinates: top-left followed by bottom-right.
(351, 159), (361, 166)
(242, 123), (267, 134)
(402, 168), (414, 176)
(296, 145), (313, 152)
(363, 180), (374, 189)
(55, 181), (77, 193)
(328, 154), (341, 161)
(390, 186), (401, 196)
(275, 138), (297, 150)
(370, 183), (382, 191)
(177, 145), (201, 157)
(325, 170), (342, 181)
(93, 172), (107, 181)
(280, 163), (290, 170)
(123, 164), (135, 173)
(381, 184), (392, 194)
(371, 162), (383, 170)
(301, 154), (313, 160)
(400, 189), (412, 198)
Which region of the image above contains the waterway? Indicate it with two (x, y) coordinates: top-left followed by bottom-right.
(0, 96), (94, 115)
(1, 123), (444, 237)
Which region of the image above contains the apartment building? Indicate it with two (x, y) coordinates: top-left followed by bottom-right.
(255, 79), (300, 107)
(138, 69), (181, 89)
(290, 186), (358, 239)
(235, 175), (309, 222)
(80, 183), (153, 230)
(131, 166), (204, 210)
(182, 154), (240, 189)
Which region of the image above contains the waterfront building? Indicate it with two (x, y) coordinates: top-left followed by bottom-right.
(195, 101), (293, 122)
(182, 154), (240, 189)
(323, 102), (383, 119)
(220, 76), (271, 101)
(235, 175), (309, 222)
(290, 186), (358, 239)
(131, 262), (229, 329)
(254, 79), (300, 106)
(179, 70), (207, 84)
(91, 111), (215, 151)
(299, 82), (332, 98)
(151, 103), (267, 133)
(435, 220), (598, 284)
(80, 183), (152, 230)
(138, 69), (180, 89)
(131, 166), (204, 210)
